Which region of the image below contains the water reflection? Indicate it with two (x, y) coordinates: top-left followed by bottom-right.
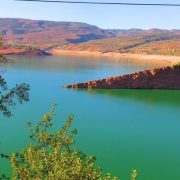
(5, 55), (164, 73)
(74, 88), (180, 108)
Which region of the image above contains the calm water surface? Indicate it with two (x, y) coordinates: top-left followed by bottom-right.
(0, 55), (180, 180)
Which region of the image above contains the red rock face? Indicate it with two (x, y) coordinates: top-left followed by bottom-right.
(64, 66), (180, 89)
(0, 48), (50, 56)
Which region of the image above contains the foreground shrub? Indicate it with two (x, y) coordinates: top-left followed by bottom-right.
(1, 105), (138, 180)
(8, 105), (119, 180)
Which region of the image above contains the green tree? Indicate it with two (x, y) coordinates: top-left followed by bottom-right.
(0, 36), (30, 117)
(0, 104), (120, 180)
(131, 170), (138, 180)
(8, 105), (118, 179)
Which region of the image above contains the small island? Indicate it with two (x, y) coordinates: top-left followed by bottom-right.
(64, 64), (180, 89)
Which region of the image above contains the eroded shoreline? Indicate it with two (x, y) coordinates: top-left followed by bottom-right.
(64, 65), (180, 89)
(52, 49), (180, 65)
(0, 48), (50, 56)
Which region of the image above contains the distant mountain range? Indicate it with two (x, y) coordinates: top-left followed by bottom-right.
(106, 28), (180, 36)
(0, 18), (113, 49)
(1, 18), (180, 56)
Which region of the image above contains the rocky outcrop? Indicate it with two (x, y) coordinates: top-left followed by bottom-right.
(0, 48), (50, 56)
(64, 65), (180, 89)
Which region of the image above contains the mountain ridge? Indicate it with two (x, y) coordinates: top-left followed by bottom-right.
(1, 18), (180, 56)
(0, 18), (114, 49)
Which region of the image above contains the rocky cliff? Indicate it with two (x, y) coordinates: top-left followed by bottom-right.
(0, 48), (50, 56)
(64, 65), (180, 89)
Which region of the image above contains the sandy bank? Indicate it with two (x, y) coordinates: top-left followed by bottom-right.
(52, 49), (180, 65)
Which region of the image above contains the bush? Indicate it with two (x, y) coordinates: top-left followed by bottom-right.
(4, 105), (120, 180)
(10, 45), (38, 51)
(173, 62), (180, 69)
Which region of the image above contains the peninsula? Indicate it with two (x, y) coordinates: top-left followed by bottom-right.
(64, 64), (180, 89)
(0, 47), (50, 56)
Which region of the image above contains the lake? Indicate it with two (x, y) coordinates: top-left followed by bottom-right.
(0, 55), (180, 180)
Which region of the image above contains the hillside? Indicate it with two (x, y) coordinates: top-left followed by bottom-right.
(55, 32), (180, 56)
(1, 18), (180, 56)
(128, 39), (180, 56)
(0, 18), (113, 49)
(65, 64), (180, 89)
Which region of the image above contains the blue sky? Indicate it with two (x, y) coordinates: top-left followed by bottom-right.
(1, 0), (180, 29)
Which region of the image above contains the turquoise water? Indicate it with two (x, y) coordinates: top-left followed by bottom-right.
(0, 55), (180, 180)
